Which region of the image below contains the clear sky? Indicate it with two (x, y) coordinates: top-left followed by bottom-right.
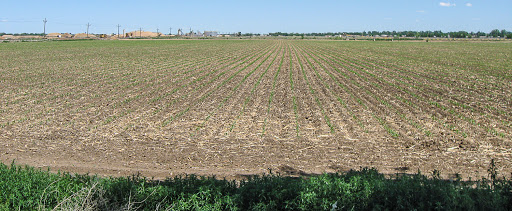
(1, 0), (510, 34)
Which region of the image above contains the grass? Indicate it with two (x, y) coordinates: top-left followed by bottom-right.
(2, 161), (512, 210)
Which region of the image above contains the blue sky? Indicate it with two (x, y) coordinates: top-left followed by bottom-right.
(1, 0), (510, 34)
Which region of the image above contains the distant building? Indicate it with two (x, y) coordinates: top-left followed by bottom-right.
(204, 31), (218, 37)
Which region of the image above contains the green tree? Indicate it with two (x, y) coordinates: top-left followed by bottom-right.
(489, 29), (501, 37)
(500, 29), (507, 37)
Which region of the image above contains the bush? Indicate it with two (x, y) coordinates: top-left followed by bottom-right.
(1, 162), (512, 210)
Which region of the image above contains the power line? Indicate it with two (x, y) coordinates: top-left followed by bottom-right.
(86, 22), (91, 37)
(117, 24), (121, 38)
(43, 18), (47, 37)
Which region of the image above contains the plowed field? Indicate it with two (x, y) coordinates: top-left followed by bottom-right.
(1, 40), (511, 179)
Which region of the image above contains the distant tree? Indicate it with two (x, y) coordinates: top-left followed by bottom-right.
(476, 31), (486, 37)
(500, 29), (507, 37)
(266, 29), (510, 38)
(433, 30), (443, 37)
(457, 31), (469, 38)
(489, 29), (501, 37)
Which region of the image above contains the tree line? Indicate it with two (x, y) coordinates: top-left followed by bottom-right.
(269, 29), (512, 38)
(0, 32), (46, 36)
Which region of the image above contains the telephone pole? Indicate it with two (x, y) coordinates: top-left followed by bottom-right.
(169, 27), (172, 35)
(116, 24), (121, 38)
(157, 28), (159, 35)
(86, 23), (91, 38)
(139, 27), (142, 37)
(43, 18), (47, 37)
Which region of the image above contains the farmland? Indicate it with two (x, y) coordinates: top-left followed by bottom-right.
(0, 40), (511, 179)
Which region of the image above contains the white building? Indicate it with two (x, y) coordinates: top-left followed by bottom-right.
(204, 31), (218, 37)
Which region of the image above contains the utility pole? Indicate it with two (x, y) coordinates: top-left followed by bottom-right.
(169, 27), (172, 35)
(157, 28), (159, 35)
(43, 18), (47, 37)
(117, 24), (121, 38)
(86, 23), (91, 38)
(139, 27), (142, 37)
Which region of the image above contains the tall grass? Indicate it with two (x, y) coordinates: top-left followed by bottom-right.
(1, 161), (511, 210)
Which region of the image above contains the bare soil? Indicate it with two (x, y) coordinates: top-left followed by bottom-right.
(1, 40), (511, 180)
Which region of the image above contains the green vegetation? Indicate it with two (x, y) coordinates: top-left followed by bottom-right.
(269, 29), (512, 38)
(2, 161), (512, 210)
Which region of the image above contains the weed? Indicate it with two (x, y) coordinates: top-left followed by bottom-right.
(2, 161), (511, 210)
